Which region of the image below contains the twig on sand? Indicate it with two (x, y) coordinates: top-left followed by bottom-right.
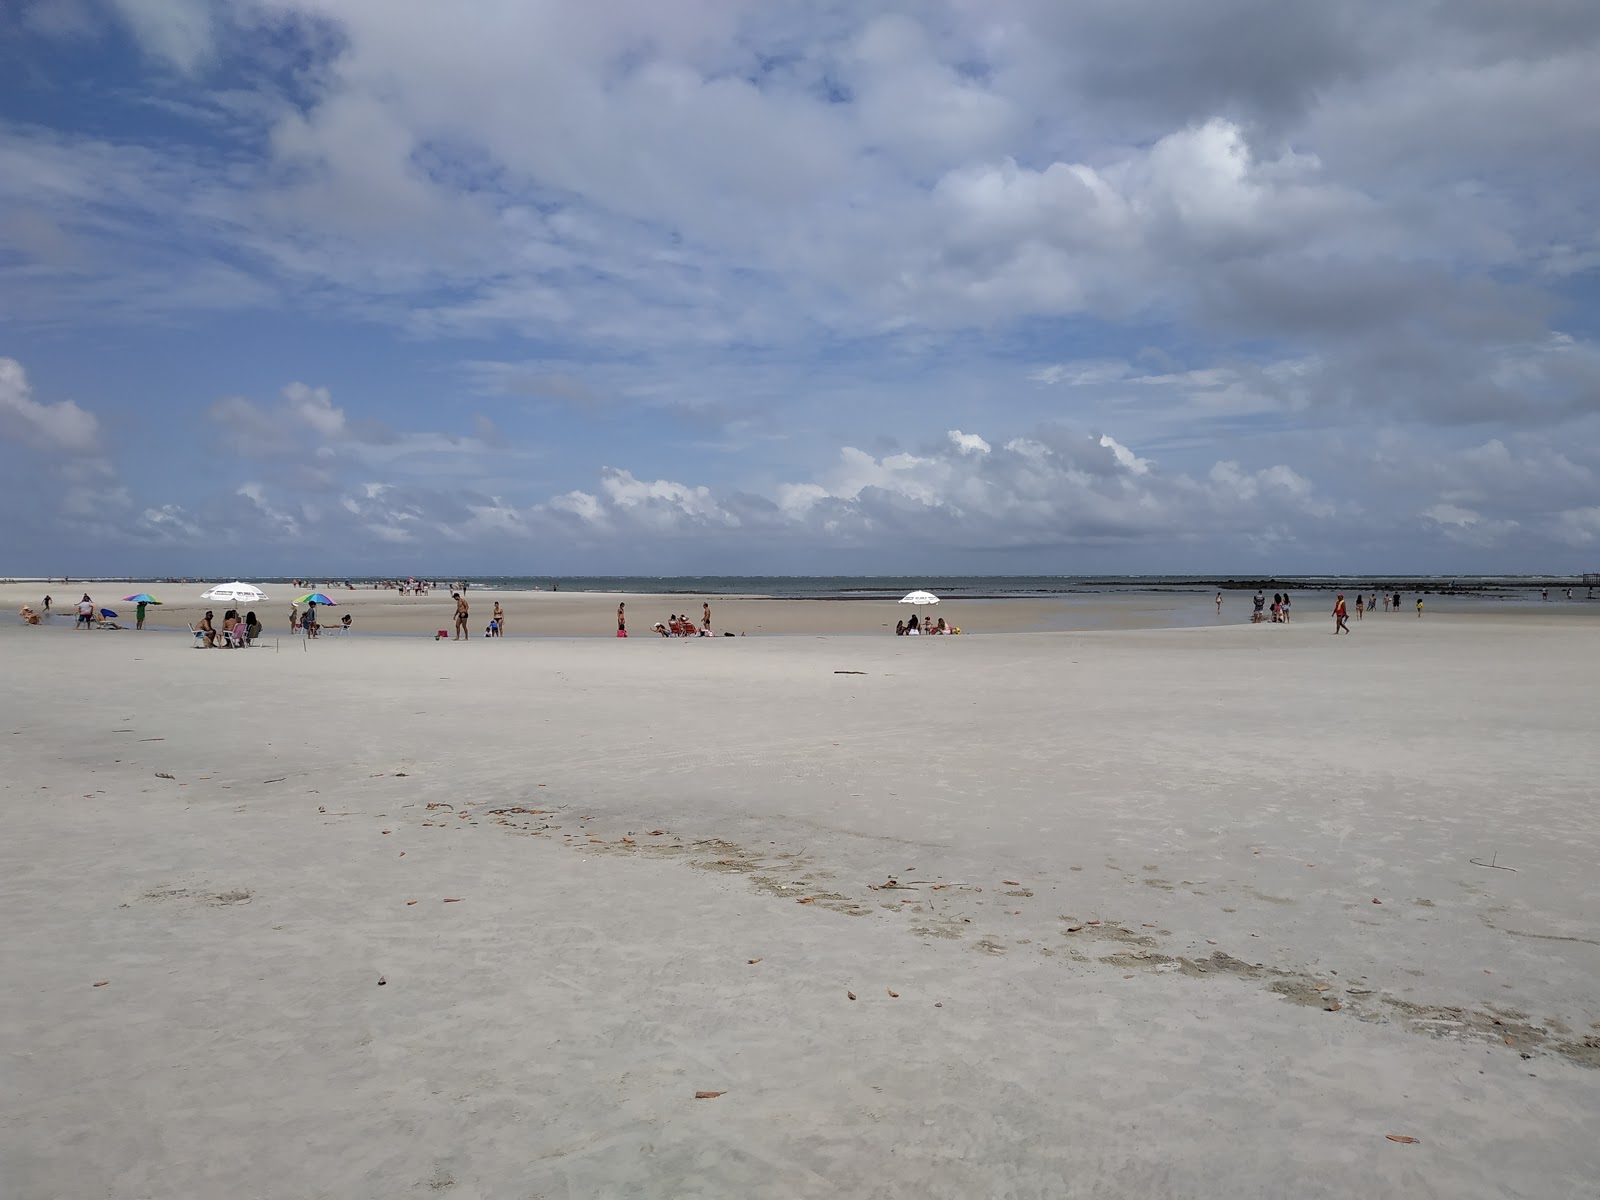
(1469, 852), (1518, 872)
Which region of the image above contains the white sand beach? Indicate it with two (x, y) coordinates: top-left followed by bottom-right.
(3, 612), (1598, 1198)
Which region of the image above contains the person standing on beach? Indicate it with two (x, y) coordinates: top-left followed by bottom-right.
(492, 600), (505, 635)
(1354, 593), (1364, 620)
(1333, 592), (1350, 634)
(135, 600), (147, 630)
(702, 601), (711, 633)
(1215, 591), (1223, 615)
(1416, 596), (1424, 618)
(1282, 592), (1291, 622)
(76, 593), (94, 630)
(453, 592), (469, 640)
(617, 602), (627, 637)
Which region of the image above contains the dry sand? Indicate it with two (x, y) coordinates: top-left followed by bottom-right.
(3, 613), (1598, 1198)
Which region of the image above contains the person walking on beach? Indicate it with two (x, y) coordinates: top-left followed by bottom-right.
(42, 594), (51, 614)
(1416, 596), (1424, 618)
(1215, 591), (1222, 615)
(617, 602), (627, 637)
(1333, 592), (1350, 634)
(452, 592), (469, 640)
(492, 600), (505, 635)
(1354, 593), (1364, 620)
(702, 601), (711, 633)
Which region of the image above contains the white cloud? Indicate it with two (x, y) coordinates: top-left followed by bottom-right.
(948, 430), (991, 455)
(1421, 502), (1520, 547)
(0, 357), (100, 453)
(109, 0), (215, 72)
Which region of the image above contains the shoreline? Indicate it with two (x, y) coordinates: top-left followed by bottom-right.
(7, 579), (1598, 639)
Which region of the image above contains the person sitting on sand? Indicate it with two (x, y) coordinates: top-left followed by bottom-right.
(935, 617), (948, 634)
(907, 613), (919, 633)
(18, 605), (40, 625)
(895, 620), (905, 636)
(654, 620), (670, 637)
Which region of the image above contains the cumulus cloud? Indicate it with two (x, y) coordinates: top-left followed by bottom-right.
(5, 4), (1600, 570)
(0, 357), (100, 453)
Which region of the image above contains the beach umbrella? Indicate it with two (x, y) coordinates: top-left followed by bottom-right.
(100, 608), (118, 618)
(123, 593), (162, 604)
(898, 590), (941, 605)
(295, 592), (337, 606)
(201, 582), (267, 603)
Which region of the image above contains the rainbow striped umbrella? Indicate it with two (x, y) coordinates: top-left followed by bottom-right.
(295, 592), (337, 606)
(123, 593), (162, 603)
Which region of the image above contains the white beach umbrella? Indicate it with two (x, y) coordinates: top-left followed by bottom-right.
(200, 581), (268, 603)
(898, 590), (940, 605)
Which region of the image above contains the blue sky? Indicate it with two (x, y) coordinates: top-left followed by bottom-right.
(3, 0), (1599, 576)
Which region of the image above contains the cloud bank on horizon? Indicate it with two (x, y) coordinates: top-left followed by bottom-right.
(2, 0), (1599, 575)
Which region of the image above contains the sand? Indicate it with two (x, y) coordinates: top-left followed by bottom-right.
(3, 613), (1598, 1197)
(2, 581), (1073, 638)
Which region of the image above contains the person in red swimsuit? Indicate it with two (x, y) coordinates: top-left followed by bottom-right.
(1333, 593), (1349, 634)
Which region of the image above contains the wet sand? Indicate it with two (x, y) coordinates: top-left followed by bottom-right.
(2, 614), (1598, 1197)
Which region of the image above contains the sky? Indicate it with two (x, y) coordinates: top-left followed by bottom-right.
(2, 0), (1599, 578)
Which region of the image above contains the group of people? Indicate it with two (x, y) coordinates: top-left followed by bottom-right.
(1334, 591), (1420, 632)
(896, 614), (959, 635)
(1250, 591), (1294, 623)
(196, 609), (261, 648)
(652, 604), (713, 637)
(289, 601), (354, 638)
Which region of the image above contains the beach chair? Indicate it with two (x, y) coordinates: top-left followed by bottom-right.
(188, 623), (209, 647)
